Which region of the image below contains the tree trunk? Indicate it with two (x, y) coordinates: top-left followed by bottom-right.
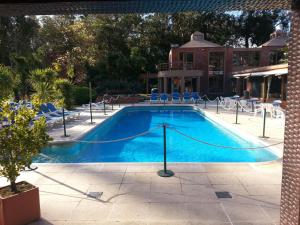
(11, 180), (17, 193)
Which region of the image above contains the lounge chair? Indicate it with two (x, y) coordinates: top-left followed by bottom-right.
(183, 92), (192, 103)
(150, 93), (159, 103)
(46, 103), (80, 118)
(160, 93), (168, 103)
(172, 92), (181, 103)
(191, 92), (201, 103)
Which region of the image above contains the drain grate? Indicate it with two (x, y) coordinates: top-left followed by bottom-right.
(215, 191), (232, 199)
(87, 192), (103, 199)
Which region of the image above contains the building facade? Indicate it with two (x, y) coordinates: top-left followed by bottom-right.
(155, 30), (288, 97)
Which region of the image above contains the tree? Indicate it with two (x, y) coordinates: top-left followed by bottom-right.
(0, 102), (50, 192)
(0, 65), (17, 101)
(235, 10), (290, 47)
(30, 68), (57, 104)
(55, 78), (73, 109)
(39, 16), (96, 84)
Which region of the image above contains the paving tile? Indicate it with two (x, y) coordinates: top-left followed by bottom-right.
(177, 173), (210, 185)
(208, 173), (241, 185)
(108, 202), (150, 221)
(151, 173), (181, 184)
(151, 182), (182, 194)
(182, 184), (218, 203)
(232, 223), (275, 225)
(41, 201), (79, 221)
(119, 183), (151, 193)
(222, 202), (271, 223)
(244, 184), (281, 196)
(204, 164), (252, 173)
(213, 184), (249, 195)
(35, 172), (70, 185)
(100, 164), (128, 173)
(114, 192), (151, 203)
(148, 203), (188, 221)
(235, 173), (281, 186)
(122, 172), (152, 184)
(261, 205), (280, 223)
(88, 184), (120, 202)
(168, 163), (206, 173)
(70, 199), (112, 221)
(149, 192), (185, 203)
(185, 203), (229, 222)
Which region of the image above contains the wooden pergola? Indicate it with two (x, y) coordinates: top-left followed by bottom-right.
(0, 1), (299, 225)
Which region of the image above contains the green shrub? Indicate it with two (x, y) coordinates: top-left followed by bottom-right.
(55, 79), (74, 110)
(0, 65), (17, 101)
(0, 102), (51, 193)
(73, 86), (96, 105)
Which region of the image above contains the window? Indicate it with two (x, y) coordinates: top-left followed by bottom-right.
(179, 52), (193, 63)
(208, 52), (224, 93)
(269, 50), (286, 65)
(209, 52), (224, 75)
(233, 51), (260, 67)
(208, 76), (224, 93)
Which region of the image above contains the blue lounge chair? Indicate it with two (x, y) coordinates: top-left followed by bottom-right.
(160, 93), (168, 103)
(150, 93), (159, 103)
(191, 92), (202, 103)
(172, 92), (181, 103)
(47, 103), (79, 118)
(183, 92), (192, 103)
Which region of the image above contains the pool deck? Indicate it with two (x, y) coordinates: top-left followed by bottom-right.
(2, 103), (284, 225)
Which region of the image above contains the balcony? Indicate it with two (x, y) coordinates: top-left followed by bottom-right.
(158, 62), (203, 78)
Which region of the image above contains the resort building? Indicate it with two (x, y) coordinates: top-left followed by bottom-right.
(152, 30), (288, 98)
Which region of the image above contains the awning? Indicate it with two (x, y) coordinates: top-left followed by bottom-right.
(233, 73), (251, 78)
(250, 68), (288, 77)
(233, 68), (288, 78)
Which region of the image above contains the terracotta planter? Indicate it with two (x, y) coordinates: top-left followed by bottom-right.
(0, 181), (40, 225)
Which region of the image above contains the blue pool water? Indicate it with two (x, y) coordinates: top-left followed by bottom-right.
(36, 106), (278, 163)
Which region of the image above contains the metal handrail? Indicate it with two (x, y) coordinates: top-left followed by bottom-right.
(158, 62), (202, 71)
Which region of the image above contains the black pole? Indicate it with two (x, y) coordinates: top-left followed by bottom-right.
(103, 100), (106, 115)
(251, 101), (254, 112)
(89, 82), (93, 124)
(62, 107), (67, 137)
(260, 108), (269, 138)
(111, 99), (114, 110)
(204, 98), (207, 109)
(216, 97), (219, 114)
(235, 101), (239, 124)
(163, 125), (167, 172)
(158, 124), (174, 177)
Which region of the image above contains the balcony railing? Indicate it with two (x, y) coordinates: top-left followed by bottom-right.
(158, 62), (202, 71)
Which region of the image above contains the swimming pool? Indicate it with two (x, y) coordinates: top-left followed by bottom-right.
(36, 106), (278, 163)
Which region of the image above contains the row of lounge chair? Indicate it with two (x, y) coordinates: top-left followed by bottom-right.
(2, 101), (80, 128)
(150, 92), (202, 104)
(37, 103), (80, 127)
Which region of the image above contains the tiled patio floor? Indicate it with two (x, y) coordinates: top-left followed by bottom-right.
(0, 162), (281, 225)
(1, 103), (284, 225)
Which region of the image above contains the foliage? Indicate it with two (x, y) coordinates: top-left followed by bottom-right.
(0, 12), (291, 97)
(0, 102), (51, 193)
(55, 78), (73, 109)
(0, 65), (17, 101)
(72, 86), (96, 105)
(30, 68), (57, 104)
(235, 10), (290, 47)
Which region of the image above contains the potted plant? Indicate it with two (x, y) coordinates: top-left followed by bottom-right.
(0, 102), (50, 225)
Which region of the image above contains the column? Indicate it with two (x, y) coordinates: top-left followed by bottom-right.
(280, 8), (300, 225)
(197, 77), (201, 93)
(181, 76), (185, 93)
(163, 77), (167, 93)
